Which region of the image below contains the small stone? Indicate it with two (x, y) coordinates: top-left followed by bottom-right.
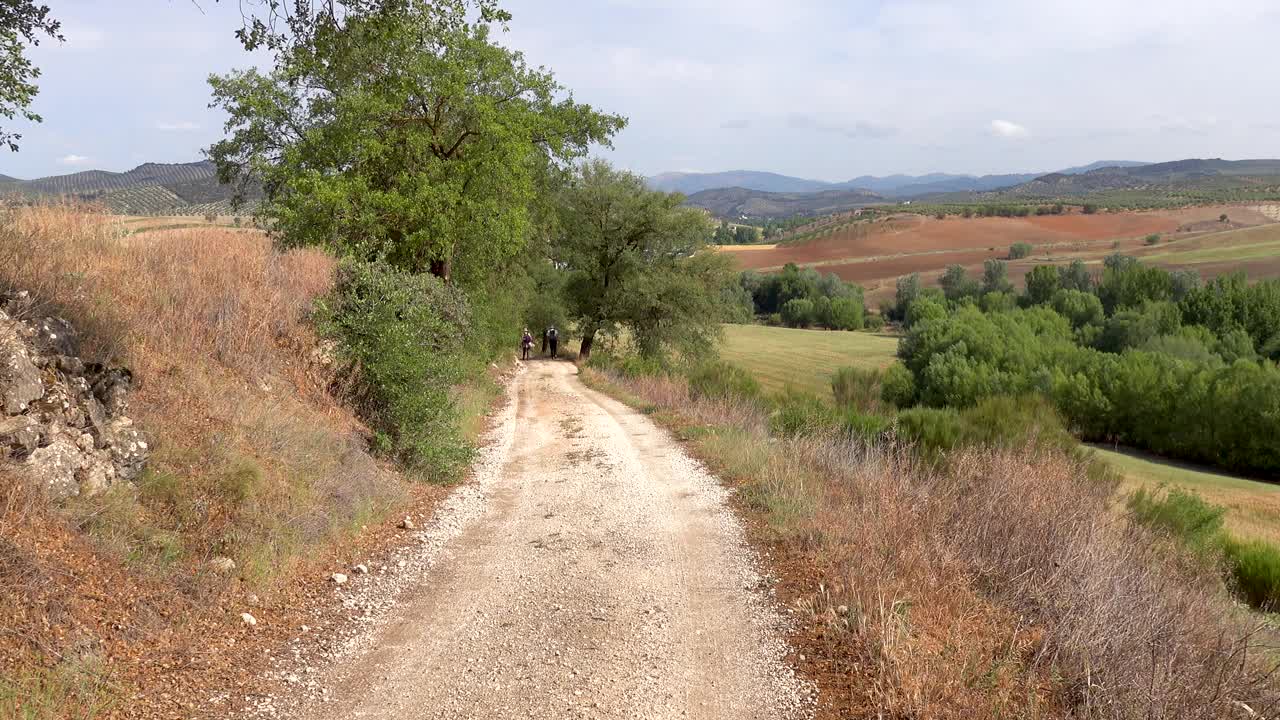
(400, 517), (415, 530)
(210, 556), (236, 573)
(836, 605), (849, 615)
(301, 625), (310, 633)
(240, 613), (257, 627)
(331, 573), (348, 585)
(353, 564), (368, 574)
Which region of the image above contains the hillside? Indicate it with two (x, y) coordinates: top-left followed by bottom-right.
(938, 158), (1280, 203)
(686, 186), (883, 219)
(3, 160), (259, 215)
(647, 170), (831, 194)
(649, 161), (1151, 201)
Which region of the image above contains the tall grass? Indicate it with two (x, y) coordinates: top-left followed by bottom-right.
(584, 364), (1280, 717)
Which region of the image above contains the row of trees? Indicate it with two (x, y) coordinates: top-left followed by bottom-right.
(889, 257), (1280, 475)
(739, 263), (868, 330)
(712, 221), (761, 245)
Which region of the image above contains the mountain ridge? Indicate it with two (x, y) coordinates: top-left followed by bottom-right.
(648, 161), (1149, 197)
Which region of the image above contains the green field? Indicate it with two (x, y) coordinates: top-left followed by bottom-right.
(1093, 446), (1280, 544)
(720, 324), (899, 397)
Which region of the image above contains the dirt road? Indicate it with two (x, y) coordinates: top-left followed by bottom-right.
(280, 361), (811, 720)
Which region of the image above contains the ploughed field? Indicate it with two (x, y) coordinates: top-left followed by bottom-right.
(722, 205), (1280, 307)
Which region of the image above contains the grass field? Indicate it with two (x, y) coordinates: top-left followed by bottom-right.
(1093, 445), (1280, 544)
(720, 324), (899, 397)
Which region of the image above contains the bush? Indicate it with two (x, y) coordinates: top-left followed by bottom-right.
(688, 361), (760, 402)
(864, 313), (886, 331)
(841, 410), (891, 442)
(831, 366), (884, 414)
(1082, 203), (1098, 214)
(770, 390), (839, 437)
(617, 353), (667, 379)
(317, 259), (472, 477)
(1223, 538), (1280, 609)
(895, 407), (963, 454)
(880, 363), (916, 408)
(1144, 233), (1161, 246)
(1127, 486), (1226, 555)
(781, 297), (815, 328)
(1008, 242), (1033, 259)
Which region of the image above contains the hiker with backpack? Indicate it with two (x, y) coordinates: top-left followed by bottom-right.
(547, 326), (559, 358)
(521, 328), (533, 360)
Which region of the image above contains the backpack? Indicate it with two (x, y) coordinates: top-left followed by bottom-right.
(548, 328), (558, 341)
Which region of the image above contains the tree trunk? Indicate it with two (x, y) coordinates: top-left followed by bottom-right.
(579, 329), (596, 359)
(429, 258), (451, 282)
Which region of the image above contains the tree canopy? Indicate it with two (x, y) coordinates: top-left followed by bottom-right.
(0, 0), (62, 152)
(208, 0), (625, 283)
(552, 160), (729, 359)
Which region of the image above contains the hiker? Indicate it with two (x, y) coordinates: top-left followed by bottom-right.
(547, 326), (559, 358)
(541, 327), (548, 354)
(521, 328), (533, 360)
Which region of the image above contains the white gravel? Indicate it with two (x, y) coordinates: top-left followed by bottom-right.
(242, 361), (813, 720)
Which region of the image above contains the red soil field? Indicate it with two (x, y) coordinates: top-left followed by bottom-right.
(730, 205), (1267, 272)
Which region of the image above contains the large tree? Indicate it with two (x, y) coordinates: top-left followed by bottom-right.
(0, 0), (61, 152)
(208, 0), (624, 283)
(553, 160), (729, 359)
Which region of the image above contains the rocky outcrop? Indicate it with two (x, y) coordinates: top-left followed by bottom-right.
(0, 291), (148, 499)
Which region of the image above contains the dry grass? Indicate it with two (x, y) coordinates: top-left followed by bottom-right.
(0, 205), (413, 713)
(586, 367), (1280, 718)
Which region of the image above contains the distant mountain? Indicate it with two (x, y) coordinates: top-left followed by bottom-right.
(647, 170), (832, 194)
(649, 161), (1151, 200)
(0, 173), (19, 184)
(684, 187), (883, 220)
(2, 160), (258, 215)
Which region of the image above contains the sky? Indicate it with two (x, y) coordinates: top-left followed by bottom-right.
(4, 0), (1280, 181)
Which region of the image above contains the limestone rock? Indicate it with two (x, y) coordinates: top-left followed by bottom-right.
(1, 333), (42, 414)
(25, 437), (86, 499)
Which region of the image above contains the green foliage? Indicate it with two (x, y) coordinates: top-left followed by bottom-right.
(1097, 255), (1172, 312)
(904, 295), (947, 328)
(831, 366), (885, 414)
(316, 259), (472, 478)
(555, 160), (726, 359)
(770, 390), (839, 438)
(880, 363), (916, 408)
(981, 259), (1012, 294)
(1126, 486), (1280, 610)
(209, 1), (624, 281)
(1008, 242), (1033, 259)
(1223, 538), (1280, 609)
(740, 264), (865, 329)
(1127, 486), (1226, 555)
(896, 395), (1075, 458)
(841, 410), (891, 442)
(1024, 265), (1061, 305)
(688, 361), (761, 402)
(864, 313), (886, 331)
(0, 0), (61, 151)
(1144, 233), (1162, 246)
(940, 264), (980, 303)
(781, 297), (815, 328)
(1051, 288), (1104, 329)
(1057, 259), (1094, 293)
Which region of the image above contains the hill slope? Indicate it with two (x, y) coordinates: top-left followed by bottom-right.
(5, 161), (259, 215)
(647, 170), (832, 194)
(948, 158), (1280, 202)
(686, 186), (883, 219)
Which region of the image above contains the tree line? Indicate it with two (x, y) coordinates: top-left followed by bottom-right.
(735, 264), (872, 331)
(886, 257), (1280, 476)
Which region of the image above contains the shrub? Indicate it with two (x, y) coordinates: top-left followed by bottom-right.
(1082, 203), (1098, 214)
(1127, 486), (1226, 555)
(831, 366), (884, 414)
(1008, 241), (1033, 259)
(1144, 233), (1161, 246)
(781, 297), (815, 328)
(895, 406), (963, 454)
(770, 390), (839, 437)
(1223, 538), (1280, 609)
(864, 313), (886, 331)
(317, 259), (472, 477)
(880, 362), (916, 408)
(617, 353), (666, 379)
(688, 361), (760, 403)
(841, 410), (891, 441)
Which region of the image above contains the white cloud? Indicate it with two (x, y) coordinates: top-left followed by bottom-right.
(57, 155), (92, 166)
(990, 120), (1029, 138)
(156, 121), (201, 131)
